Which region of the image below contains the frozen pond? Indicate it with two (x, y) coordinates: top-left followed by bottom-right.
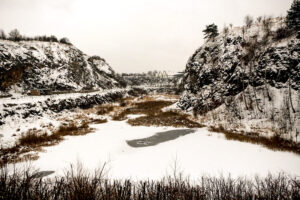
(17, 117), (300, 180)
(126, 129), (196, 147)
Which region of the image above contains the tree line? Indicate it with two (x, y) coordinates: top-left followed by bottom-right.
(202, 0), (299, 41)
(0, 28), (72, 45)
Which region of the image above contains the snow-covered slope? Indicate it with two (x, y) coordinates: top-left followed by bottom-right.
(178, 17), (300, 140)
(0, 40), (120, 94)
(0, 87), (146, 149)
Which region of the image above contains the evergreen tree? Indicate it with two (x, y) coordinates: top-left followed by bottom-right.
(59, 37), (72, 45)
(286, 0), (300, 31)
(203, 24), (219, 41)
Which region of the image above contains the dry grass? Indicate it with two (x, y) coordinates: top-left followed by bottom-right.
(90, 118), (108, 124)
(112, 101), (173, 121)
(19, 130), (61, 147)
(111, 100), (203, 128)
(128, 111), (204, 128)
(117, 100), (172, 115)
(56, 121), (91, 136)
(1, 165), (299, 200)
(209, 125), (300, 155)
(96, 106), (114, 115)
(134, 101), (174, 114)
(140, 94), (179, 102)
(20, 121), (92, 146)
(0, 121), (93, 166)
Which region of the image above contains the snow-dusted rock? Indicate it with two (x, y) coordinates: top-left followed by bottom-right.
(178, 18), (300, 139)
(0, 40), (120, 93)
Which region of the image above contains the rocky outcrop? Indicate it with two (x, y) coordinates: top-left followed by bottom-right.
(0, 88), (147, 125)
(179, 18), (299, 111)
(178, 18), (300, 139)
(0, 40), (120, 93)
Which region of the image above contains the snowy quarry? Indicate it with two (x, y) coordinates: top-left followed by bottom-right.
(13, 115), (300, 181)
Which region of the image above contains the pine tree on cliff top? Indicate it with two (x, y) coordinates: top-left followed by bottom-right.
(203, 24), (219, 41)
(286, 0), (300, 31)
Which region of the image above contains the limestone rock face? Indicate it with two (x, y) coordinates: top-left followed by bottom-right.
(178, 18), (300, 138)
(0, 40), (120, 93)
(179, 18), (300, 113)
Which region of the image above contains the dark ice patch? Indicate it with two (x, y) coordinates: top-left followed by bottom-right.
(127, 129), (196, 148)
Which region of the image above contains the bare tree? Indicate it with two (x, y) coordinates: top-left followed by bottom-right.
(288, 78), (295, 113)
(9, 29), (22, 41)
(249, 60), (263, 113)
(223, 25), (229, 47)
(242, 27), (246, 40)
(262, 16), (272, 37)
(264, 68), (272, 101)
(244, 15), (254, 28)
(257, 16), (262, 23)
(0, 29), (6, 39)
(223, 26), (229, 35)
(241, 67), (249, 110)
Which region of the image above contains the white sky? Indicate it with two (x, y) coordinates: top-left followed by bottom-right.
(0, 0), (293, 73)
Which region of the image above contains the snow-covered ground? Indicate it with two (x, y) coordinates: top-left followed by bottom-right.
(0, 88), (130, 148)
(14, 116), (300, 180)
(0, 88), (128, 105)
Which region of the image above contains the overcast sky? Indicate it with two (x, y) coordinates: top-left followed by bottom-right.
(0, 0), (293, 73)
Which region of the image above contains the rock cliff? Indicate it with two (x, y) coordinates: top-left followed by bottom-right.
(178, 18), (300, 140)
(0, 40), (120, 94)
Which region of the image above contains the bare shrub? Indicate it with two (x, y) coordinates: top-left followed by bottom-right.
(257, 16), (262, 23)
(0, 29), (6, 39)
(224, 95), (242, 120)
(19, 130), (61, 147)
(56, 121), (91, 136)
(90, 118), (107, 124)
(19, 122), (91, 146)
(262, 16), (272, 36)
(8, 29), (22, 41)
(223, 25), (229, 47)
(119, 99), (127, 107)
(244, 15), (254, 28)
(96, 106), (114, 115)
(0, 122), (93, 166)
(113, 100), (173, 121)
(209, 125), (300, 155)
(128, 111), (204, 128)
(0, 165), (299, 199)
(223, 26), (229, 35)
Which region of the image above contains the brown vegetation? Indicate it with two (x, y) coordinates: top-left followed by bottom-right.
(111, 99), (203, 128)
(90, 118), (108, 124)
(19, 130), (61, 147)
(96, 106), (114, 115)
(0, 121), (93, 166)
(209, 125), (300, 155)
(112, 100), (173, 121)
(128, 111), (203, 128)
(0, 165), (299, 200)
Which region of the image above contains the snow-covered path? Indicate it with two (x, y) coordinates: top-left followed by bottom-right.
(17, 117), (300, 180)
(0, 88), (129, 105)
